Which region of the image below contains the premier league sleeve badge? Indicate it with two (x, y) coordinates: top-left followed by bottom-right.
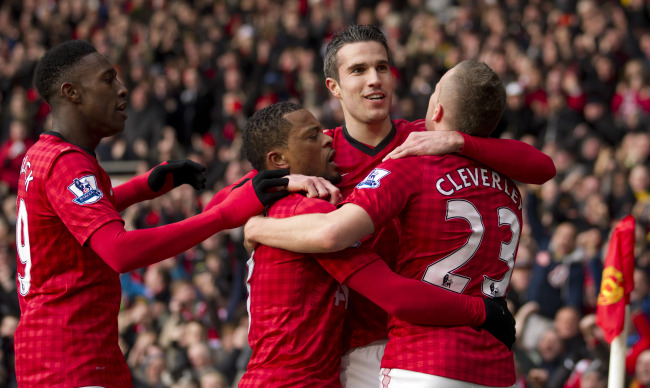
(68, 175), (104, 205)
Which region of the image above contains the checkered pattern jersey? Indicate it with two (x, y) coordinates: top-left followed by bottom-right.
(345, 154), (522, 386)
(325, 119), (425, 351)
(240, 194), (379, 387)
(15, 133), (131, 387)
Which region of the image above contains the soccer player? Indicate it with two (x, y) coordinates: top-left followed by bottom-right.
(318, 24), (555, 387)
(14, 40), (337, 387)
(233, 101), (514, 387)
(245, 60), (525, 387)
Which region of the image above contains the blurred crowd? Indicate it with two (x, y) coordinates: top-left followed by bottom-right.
(1, 0), (650, 387)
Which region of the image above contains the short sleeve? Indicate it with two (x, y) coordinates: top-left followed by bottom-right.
(46, 151), (123, 245)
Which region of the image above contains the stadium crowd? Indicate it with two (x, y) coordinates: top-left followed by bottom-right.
(0, 0), (650, 387)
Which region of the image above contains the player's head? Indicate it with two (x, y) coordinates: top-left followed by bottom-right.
(324, 25), (390, 81)
(324, 25), (393, 129)
(243, 101), (340, 184)
(34, 40), (129, 136)
(426, 60), (505, 137)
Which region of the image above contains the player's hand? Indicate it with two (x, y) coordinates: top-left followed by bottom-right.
(252, 169), (291, 206)
(382, 131), (464, 161)
(286, 174), (342, 205)
(148, 159), (207, 191)
(480, 297), (516, 350)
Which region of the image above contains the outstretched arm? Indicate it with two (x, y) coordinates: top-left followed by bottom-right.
(383, 131), (556, 184)
(114, 160), (206, 212)
(91, 173), (286, 273)
(244, 203), (374, 253)
(204, 171), (342, 212)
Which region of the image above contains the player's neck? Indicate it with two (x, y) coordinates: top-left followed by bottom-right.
(51, 115), (100, 151)
(345, 119), (392, 147)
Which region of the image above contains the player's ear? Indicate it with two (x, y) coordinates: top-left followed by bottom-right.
(267, 150), (290, 170)
(326, 78), (341, 98)
(431, 103), (443, 123)
(61, 82), (81, 104)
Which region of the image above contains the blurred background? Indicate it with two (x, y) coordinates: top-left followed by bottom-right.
(1, 0), (650, 387)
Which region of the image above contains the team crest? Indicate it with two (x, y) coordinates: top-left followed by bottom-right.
(356, 168), (390, 189)
(68, 175), (103, 205)
(597, 266), (624, 306)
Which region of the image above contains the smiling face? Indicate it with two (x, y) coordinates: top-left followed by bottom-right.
(326, 41), (393, 130)
(73, 53), (129, 138)
(282, 109), (340, 184)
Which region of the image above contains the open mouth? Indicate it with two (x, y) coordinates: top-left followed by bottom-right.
(117, 102), (127, 111)
(365, 92), (385, 101)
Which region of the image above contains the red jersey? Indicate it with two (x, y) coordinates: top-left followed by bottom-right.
(15, 133), (132, 387)
(345, 154), (521, 386)
(325, 119), (425, 350)
(240, 194), (379, 387)
(326, 119), (425, 199)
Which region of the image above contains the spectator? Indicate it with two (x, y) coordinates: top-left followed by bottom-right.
(0, 119), (34, 194)
(631, 349), (650, 388)
(528, 222), (586, 319)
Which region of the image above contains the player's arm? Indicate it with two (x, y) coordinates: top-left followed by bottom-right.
(113, 159), (206, 212)
(90, 172), (289, 273)
(203, 170), (258, 212)
(316, 247), (515, 348)
(383, 131), (556, 184)
(244, 203), (374, 253)
(204, 171), (342, 212)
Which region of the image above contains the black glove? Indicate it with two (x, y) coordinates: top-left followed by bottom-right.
(480, 297), (516, 350)
(148, 160), (207, 192)
(251, 169), (290, 206)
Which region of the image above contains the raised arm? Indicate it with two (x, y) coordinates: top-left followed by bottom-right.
(383, 131), (556, 184)
(244, 203), (374, 253)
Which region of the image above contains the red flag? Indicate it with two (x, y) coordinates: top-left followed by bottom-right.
(596, 215), (636, 344)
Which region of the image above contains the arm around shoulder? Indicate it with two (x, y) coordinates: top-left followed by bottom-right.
(459, 133), (556, 184)
(244, 203), (375, 253)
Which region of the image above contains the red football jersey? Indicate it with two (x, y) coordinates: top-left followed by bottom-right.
(240, 194), (379, 387)
(326, 119), (425, 350)
(326, 119), (425, 199)
(15, 133), (132, 387)
(344, 154), (521, 386)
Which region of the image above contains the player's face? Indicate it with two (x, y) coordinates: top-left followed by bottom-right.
(326, 41), (393, 130)
(284, 109), (340, 184)
(75, 53), (129, 137)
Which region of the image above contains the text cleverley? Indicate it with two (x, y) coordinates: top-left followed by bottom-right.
(435, 167), (522, 210)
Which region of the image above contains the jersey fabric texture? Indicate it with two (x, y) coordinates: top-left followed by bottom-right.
(239, 193), (379, 388)
(345, 154), (522, 386)
(325, 119), (425, 351)
(15, 133), (132, 387)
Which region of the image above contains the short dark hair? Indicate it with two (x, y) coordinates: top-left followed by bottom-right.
(33, 40), (97, 104)
(323, 25), (389, 81)
(444, 60), (506, 137)
(242, 101), (304, 171)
